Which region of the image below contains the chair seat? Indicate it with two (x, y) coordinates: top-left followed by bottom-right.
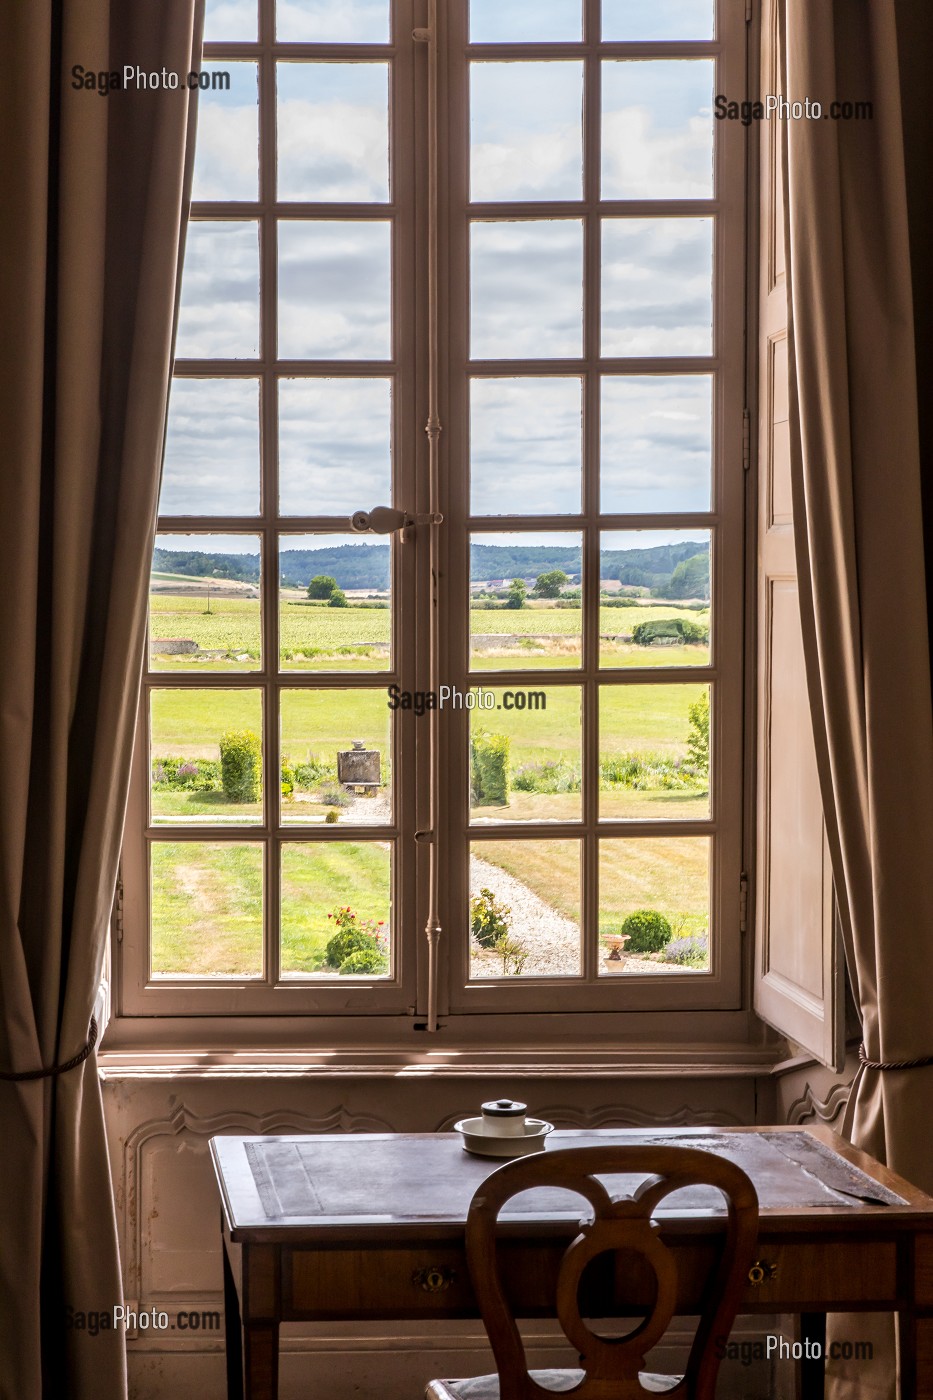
(427, 1370), (682, 1399)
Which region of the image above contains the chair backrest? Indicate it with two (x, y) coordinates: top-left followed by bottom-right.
(465, 1145), (759, 1400)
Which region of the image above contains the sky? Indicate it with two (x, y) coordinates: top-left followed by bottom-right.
(168, 1), (718, 546)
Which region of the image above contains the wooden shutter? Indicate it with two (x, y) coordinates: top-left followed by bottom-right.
(752, 0), (842, 1070)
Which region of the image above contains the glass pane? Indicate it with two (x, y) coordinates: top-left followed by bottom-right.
(469, 840), (581, 977)
(471, 63), (582, 202)
(600, 376), (712, 514)
(281, 690), (391, 824)
(471, 221), (582, 360)
(471, 378), (581, 515)
(281, 842), (392, 976)
(598, 837), (710, 974)
(599, 530), (711, 668)
(601, 218), (713, 357)
(161, 379), (260, 516)
(279, 379), (391, 515)
(471, 687), (581, 824)
(602, 0), (714, 41)
(150, 534), (261, 671)
(150, 690), (263, 825)
(175, 222), (260, 359)
(191, 64), (259, 202)
(204, 0), (256, 41)
(277, 0), (390, 42)
(599, 684), (709, 819)
(278, 221), (391, 360)
(470, 0), (581, 42)
(602, 60), (714, 200)
(470, 533), (582, 670)
(279, 533), (391, 671)
(150, 841), (263, 976)
(277, 63), (389, 203)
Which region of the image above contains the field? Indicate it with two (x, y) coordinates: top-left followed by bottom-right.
(149, 581), (711, 976)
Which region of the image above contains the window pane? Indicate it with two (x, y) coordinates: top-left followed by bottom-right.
(175, 222), (260, 359)
(278, 221), (391, 360)
(279, 533), (391, 671)
(161, 379), (260, 516)
(277, 0), (390, 43)
(599, 530), (711, 668)
(151, 690), (264, 825)
(600, 376), (712, 514)
(471, 63), (582, 202)
(277, 63), (389, 203)
(471, 378), (581, 515)
(601, 218), (713, 357)
(279, 379), (391, 515)
(598, 837), (710, 974)
(472, 221), (582, 359)
(204, 0), (256, 41)
(280, 842), (392, 976)
(150, 841), (263, 977)
(602, 60), (714, 200)
(281, 690), (391, 824)
(150, 534), (261, 672)
(602, 0), (714, 40)
(599, 684), (709, 819)
(471, 687), (581, 824)
(191, 63), (259, 202)
(470, 533), (582, 670)
(470, 0), (581, 42)
(469, 840), (582, 977)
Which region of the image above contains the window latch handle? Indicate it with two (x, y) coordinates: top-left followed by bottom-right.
(349, 506), (443, 534)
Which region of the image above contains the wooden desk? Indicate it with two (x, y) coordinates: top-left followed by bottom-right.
(210, 1125), (933, 1400)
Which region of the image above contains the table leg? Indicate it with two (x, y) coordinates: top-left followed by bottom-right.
(222, 1225), (244, 1400)
(897, 1308), (933, 1398)
(244, 1320), (279, 1400)
(799, 1313), (827, 1400)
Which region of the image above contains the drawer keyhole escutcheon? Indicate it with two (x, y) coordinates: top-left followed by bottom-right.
(412, 1266), (455, 1293)
(748, 1260), (778, 1286)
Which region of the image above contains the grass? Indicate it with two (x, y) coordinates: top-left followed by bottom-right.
(150, 839), (391, 976)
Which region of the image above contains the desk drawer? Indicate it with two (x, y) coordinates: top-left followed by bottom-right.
(740, 1240), (898, 1310)
(286, 1246), (474, 1319)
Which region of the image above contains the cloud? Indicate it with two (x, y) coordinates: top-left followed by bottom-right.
(279, 378), (392, 513)
(471, 378), (582, 513)
(161, 378), (261, 515)
(278, 222), (391, 358)
(277, 63), (389, 202)
(175, 222), (260, 359)
(191, 64), (259, 201)
(471, 62), (582, 201)
(601, 375), (711, 512)
(471, 221), (583, 359)
(204, 0), (256, 42)
(601, 218), (713, 355)
(276, 0), (389, 43)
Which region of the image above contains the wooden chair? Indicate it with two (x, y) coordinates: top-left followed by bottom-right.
(426, 1145), (759, 1400)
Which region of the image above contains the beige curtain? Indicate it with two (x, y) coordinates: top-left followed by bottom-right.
(0, 3), (202, 1396)
(781, 1), (933, 1395)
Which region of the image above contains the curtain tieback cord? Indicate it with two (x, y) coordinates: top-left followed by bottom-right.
(858, 1042), (933, 1071)
(0, 1017), (98, 1081)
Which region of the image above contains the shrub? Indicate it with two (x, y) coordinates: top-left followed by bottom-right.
(471, 731), (510, 804)
(328, 587), (348, 607)
(324, 809), (340, 824)
(294, 756), (335, 787)
(663, 934), (709, 967)
(151, 756), (223, 791)
(505, 578), (526, 610)
(339, 945), (389, 975)
(512, 759), (581, 794)
(470, 887), (511, 949)
(318, 784), (352, 808)
(493, 933), (529, 975)
(281, 758), (295, 800)
(599, 752), (703, 793)
(219, 730), (262, 802)
(686, 692), (710, 775)
(323, 906), (388, 969)
(621, 908), (674, 954)
(631, 617), (709, 647)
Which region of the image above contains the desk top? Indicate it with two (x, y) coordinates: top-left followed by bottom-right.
(211, 1125), (933, 1243)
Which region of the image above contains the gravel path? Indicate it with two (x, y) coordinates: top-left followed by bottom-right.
(469, 853), (686, 978)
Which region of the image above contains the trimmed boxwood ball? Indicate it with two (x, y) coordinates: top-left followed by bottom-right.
(339, 945), (389, 975)
(325, 926), (376, 969)
(621, 908), (674, 954)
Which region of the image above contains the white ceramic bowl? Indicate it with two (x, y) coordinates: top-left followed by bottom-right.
(454, 1116), (554, 1158)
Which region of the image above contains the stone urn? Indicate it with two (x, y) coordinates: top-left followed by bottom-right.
(602, 933), (627, 975)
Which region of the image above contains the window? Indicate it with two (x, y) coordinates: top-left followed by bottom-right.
(118, 0), (748, 1028)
